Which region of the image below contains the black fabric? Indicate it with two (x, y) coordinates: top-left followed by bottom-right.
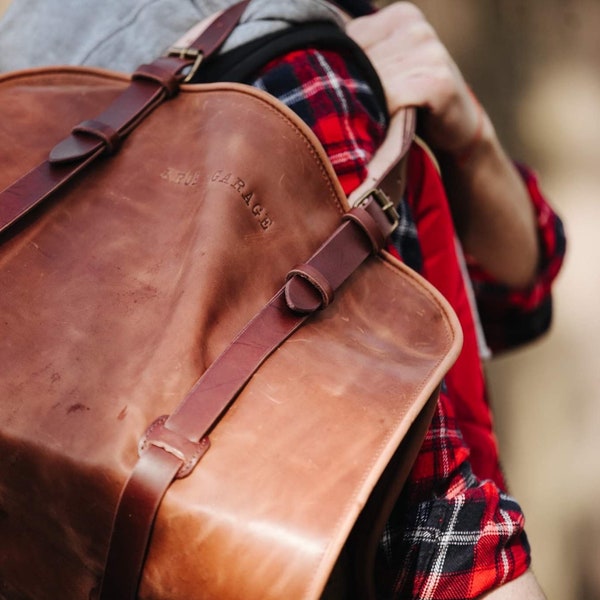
(331, 0), (375, 17)
(329, 0), (375, 17)
(478, 295), (554, 352)
(192, 22), (389, 125)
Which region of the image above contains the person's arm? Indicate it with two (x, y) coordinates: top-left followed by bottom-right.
(347, 2), (539, 289)
(480, 570), (547, 599)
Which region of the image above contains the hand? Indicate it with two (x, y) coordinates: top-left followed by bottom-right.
(347, 2), (486, 157)
(348, 3), (540, 289)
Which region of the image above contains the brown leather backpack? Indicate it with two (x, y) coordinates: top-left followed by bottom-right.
(0, 3), (461, 599)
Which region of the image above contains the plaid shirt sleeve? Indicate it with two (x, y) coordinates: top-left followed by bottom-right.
(252, 47), (534, 600)
(252, 48), (387, 195)
(467, 165), (566, 352)
(377, 392), (531, 599)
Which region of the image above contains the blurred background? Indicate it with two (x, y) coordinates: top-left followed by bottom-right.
(390, 1), (600, 598)
(1, 0), (598, 597)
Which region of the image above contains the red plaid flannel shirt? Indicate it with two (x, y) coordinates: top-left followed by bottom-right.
(254, 47), (565, 600)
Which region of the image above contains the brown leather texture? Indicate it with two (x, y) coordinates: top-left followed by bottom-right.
(0, 67), (462, 599)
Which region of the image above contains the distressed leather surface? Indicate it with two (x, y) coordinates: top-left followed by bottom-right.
(0, 67), (462, 599)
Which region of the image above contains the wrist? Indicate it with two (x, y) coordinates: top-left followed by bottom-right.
(448, 97), (497, 168)
(453, 98), (485, 165)
(425, 91), (497, 169)
(436, 113), (496, 173)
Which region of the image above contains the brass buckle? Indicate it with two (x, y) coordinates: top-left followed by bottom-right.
(353, 188), (399, 232)
(167, 46), (204, 83)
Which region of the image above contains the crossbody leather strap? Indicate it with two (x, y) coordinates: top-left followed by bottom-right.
(98, 188), (402, 600)
(0, 0), (250, 236)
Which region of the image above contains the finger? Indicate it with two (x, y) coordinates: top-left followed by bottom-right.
(346, 2), (426, 49)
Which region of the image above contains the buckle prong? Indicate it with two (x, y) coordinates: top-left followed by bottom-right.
(353, 188), (399, 232)
(167, 46), (204, 83)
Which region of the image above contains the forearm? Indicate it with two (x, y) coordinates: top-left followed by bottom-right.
(437, 111), (540, 289)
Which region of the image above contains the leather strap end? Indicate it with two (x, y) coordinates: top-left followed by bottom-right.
(49, 120), (123, 164)
(74, 119), (122, 154)
(187, 0), (251, 56)
(49, 134), (102, 164)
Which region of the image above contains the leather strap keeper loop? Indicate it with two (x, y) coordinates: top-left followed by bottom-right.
(73, 119), (122, 155)
(343, 205), (387, 253)
(133, 60), (182, 98)
(285, 263), (334, 313)
(138, 415), (211, 479)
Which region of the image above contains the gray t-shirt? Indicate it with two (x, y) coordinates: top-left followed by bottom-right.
(0, 0), (343, 73)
